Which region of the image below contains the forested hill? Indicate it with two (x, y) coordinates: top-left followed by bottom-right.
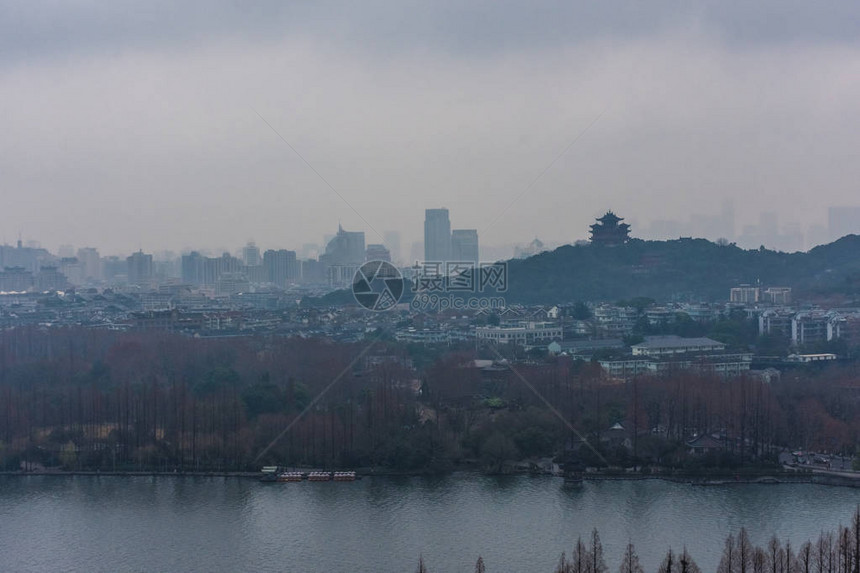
(503, 235), (860, 304)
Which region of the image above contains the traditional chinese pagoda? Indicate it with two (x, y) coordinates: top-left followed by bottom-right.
(589, 211), (631, 246)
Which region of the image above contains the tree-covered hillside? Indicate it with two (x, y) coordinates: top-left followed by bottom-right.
(504, 235), (860, 303)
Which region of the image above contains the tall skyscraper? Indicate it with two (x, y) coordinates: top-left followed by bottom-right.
(263, 249), (299, 288)
(383, 231), (401, 265)
(451, 229), (479, 263)
(242, 242), (261, 267)
(127, 250), (153, 287)
(366, 244), (391, 262)
(424, 208), (451, 263)
(76, 247), (101, 281)
(319, 225), (366, 286)
(181, 251), (205, 285)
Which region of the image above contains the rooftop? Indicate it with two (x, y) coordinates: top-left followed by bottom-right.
(633, 335), (725, 349)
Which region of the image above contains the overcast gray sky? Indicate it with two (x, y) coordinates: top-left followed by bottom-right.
(2, 1), (860, 256)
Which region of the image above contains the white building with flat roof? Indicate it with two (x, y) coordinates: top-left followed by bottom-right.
(631, 335), (726, 356)
(476, 322), (563, 345)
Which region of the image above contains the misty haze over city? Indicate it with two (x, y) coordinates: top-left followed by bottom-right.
(5, 3), (860, 573)
(2, 1), (860, 257)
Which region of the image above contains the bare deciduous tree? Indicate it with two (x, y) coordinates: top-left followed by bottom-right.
(680, 547), (702, 573)
(570, 537), (590, 573)
(659, 549), (676, 573)
(591, 529), (607, 573)
(619, 543), (643, 573)
(720, 534), (738, 573)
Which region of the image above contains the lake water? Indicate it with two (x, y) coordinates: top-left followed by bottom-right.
(1, 474), (858, 573)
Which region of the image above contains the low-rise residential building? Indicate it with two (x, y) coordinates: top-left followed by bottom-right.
(548, 338), (624, 357)
(598, 358), (651, 378)
(600, 352), (752, 379)
(476, 321), (563, 345)
(631, 335), (726, 357)
(786, 353), (837, 363)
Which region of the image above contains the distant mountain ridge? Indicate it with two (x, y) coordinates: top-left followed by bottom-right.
(502, 235), (860, 304)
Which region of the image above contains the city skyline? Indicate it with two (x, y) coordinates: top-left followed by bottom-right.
(4, 201), (859, 262)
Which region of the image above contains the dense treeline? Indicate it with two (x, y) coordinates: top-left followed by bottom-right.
(424, 350), (860, 470)
(412, 508), (860, 573)
(0, 327), (418, 471)
(0, 327), (858, 472)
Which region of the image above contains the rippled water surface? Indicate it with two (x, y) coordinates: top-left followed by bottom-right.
(1, 475), (858, 573)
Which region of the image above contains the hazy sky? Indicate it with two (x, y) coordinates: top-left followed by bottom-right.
(2, 1), (860, 256)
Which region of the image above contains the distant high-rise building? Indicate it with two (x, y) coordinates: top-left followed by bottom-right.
(242, 242), (262, 267)
(828, 206), (860, 240)
(300, 243), (321, 260)
(263, 249), (299, 288)
(321, 225), (365, 265)
(424, 208), (451, 263)
(301, 259), (325, 283)
(0, 267), (34, 292)
(181, 251), (205, 285)
(59, 257), (83, 285)
(383, 231), (401, 264)
(0, 241), (50, 274)
(37, 265), (68, 291)
(76, 247), (101, 282)
(201, 253), (242, 286)
(366, 244), (391, 262)
(451, 229), (479, 263)
(101, 256), (126, 282)
(319, 225), (366, 286)
(127, 251), (153, 287)
(410, 241), (424, 265)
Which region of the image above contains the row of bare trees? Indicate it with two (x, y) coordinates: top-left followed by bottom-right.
(424, 351), (859, 467)
(717, 513), (860, 573)
(0, 327), (419, 471)
(1, 326), (858, 471)
(413, 508), (860, 573)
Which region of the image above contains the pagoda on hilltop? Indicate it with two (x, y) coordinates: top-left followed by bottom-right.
(589, 211), (631, 246)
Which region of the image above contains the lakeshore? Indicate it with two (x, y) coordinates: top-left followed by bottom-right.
(3, 466), (860, 488)
(3, 473), (860, 573)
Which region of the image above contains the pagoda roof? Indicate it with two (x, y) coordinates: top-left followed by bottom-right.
(596, 211), (623, 223)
